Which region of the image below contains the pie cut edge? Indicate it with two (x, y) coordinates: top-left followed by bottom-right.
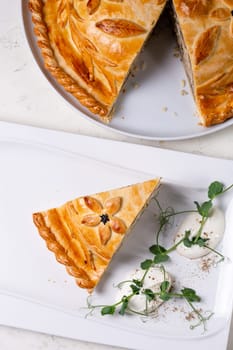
(172, 0), (233, 126)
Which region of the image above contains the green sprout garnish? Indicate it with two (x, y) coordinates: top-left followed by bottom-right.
(87, 263), (209, 331)
(152, 181), (232, 264)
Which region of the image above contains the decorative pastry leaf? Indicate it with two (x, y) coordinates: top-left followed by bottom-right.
(57, 0), (84, 27)
(84, 196), (103, 213)
(194, 26), (221, 65)
(210, 8), (231, 21)
(99, 223), (112, 245)
(104, 197), (122, 215)
(93, 62), (117, 94)
(78, 49), (95, 81)
(70, 16), (117, 70)
(70, 16), (98, 53)
(69, 17), (96, 80)
(87, 0), (101, 15)
(81, 214), (101, 226)
(69, 2), (84, 23)
(89, 250), (96, 270)
(95, 54), (117, 68)
(197, 67), (233, 95)
(57, 0), (69, 27)
(178, 0), (210, 17)
(110, 217), (127, 234)
(96, 19), (146, 38)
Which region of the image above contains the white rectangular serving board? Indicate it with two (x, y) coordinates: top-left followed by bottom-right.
(0, 121), (232, 350)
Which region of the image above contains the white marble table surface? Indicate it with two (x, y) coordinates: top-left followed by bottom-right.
(1, 1), (233, 349)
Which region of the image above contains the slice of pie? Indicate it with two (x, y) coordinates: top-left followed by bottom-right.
(28, 0), (167, 122)
(33, 178), (160, 292)
(172, 0), (233, 126)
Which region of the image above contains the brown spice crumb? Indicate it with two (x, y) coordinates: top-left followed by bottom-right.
(185, 312), (195, 321)
(181, 79), (186, 88)
(162, 107), (168, 112)
(200, 257), (214, 272)
(173, 46), (180, 58)
(181, 89), (189, 96)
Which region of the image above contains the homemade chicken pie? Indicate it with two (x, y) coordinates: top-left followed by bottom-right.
(33, 178), (160, 292)
(172, 0), (233, 126)
(28, 0), (167, 121)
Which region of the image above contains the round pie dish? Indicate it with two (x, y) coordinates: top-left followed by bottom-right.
(21, 0), (233, 141)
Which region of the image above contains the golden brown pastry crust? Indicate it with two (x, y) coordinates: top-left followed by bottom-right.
(33, 178), (160, 292)
(29, 0), (109, 119)
(173, 0), (233, 126)
(29, 0), (166, 121)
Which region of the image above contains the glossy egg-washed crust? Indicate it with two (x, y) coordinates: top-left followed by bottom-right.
(28, 0), (166, 121)
(173, 0), (233, 126)
(33, 178), (160, 292)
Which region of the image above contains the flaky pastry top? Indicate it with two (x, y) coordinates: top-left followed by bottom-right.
(173, 0), (233, 126)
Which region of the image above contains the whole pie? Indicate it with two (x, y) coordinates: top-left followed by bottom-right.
(28, 0), (167, 122)
(33, 178), (160, 292)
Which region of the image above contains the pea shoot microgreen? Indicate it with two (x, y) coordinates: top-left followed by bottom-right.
(87, 181), (232, 332)
(88, 262), (207, 328)
(152, 181), (232, 264)
(87, 262), (209, 330)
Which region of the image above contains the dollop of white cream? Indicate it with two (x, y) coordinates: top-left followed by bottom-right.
(175, 207), (225, 259)
(116, 267), (172, 314)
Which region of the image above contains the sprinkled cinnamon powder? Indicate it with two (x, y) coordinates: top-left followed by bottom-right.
(185, 312), (195, 321)
(200, 257), (215, 272)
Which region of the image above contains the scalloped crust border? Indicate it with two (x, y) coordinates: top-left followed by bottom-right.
(28, 0), (110, 121)
(33, 212), (96, 292)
